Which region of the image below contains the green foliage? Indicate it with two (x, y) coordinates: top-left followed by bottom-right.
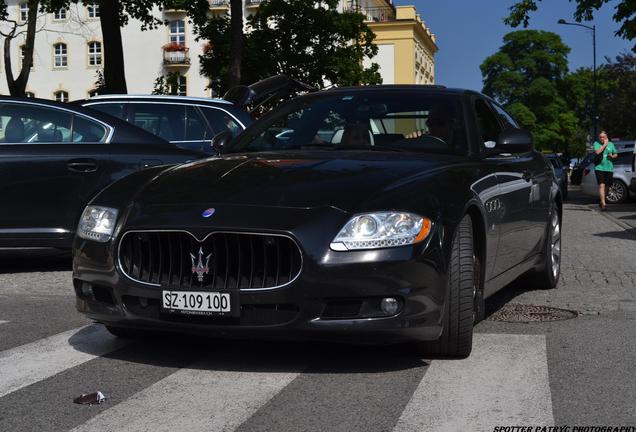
(152, 72), (181, 95)
(481, 30), (579, 153)
(192, 0), (381, 92)
(504, 0), (636, 52)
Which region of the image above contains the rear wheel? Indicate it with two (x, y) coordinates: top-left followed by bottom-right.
(415, 215), (475, 359)
(532, 206), (561, 289)
(606, 179), (628, 204)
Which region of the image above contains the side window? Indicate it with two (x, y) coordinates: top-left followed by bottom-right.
(474, 99), (502, 146)
(72, 116), (108, 143)
(0, 103), (72, 143)
(200, 107), (241, 137)
(491, 102), (519, 129)
(88, 103), (126, 120)
(616, 152), (632, 166)
(129, 103), (186, 142)
(185, 106), (210, 141)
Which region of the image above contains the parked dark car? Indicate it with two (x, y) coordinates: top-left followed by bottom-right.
(0, 97), (207, 248)
(73, 86), (562, 358)
(545, 154), (568, 200)
(77, 95), (251, 154)
(76, 75), (315, 154)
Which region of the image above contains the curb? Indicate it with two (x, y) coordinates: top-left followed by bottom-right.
(588, 204), (636, 238)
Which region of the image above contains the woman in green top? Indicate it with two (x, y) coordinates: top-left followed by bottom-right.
(593, 131), (618, 211)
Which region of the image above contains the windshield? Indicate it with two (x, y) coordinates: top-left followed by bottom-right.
(226, 92), (467, 155)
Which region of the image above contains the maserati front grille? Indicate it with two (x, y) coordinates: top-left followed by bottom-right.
(118, 231), (302, 290)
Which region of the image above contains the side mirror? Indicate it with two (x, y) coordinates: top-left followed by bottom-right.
(211, 129), (232, 154)
(487, 128), (533, 155)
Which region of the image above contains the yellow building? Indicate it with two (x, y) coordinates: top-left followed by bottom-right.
(358, 3), (438, 85)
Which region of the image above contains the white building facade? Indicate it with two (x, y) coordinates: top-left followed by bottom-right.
(0, 0), (434, 100)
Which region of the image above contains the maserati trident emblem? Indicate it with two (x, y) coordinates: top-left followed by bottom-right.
(190, 247), (212, 282)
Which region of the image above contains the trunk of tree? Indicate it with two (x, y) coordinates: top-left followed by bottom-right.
(99, 0), (127, 94)
(228, 0), (243, 87)
(4, 0), (38, 97)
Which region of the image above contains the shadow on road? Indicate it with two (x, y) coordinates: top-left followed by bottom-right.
(484, 275), (548, 318)
(0, 248), (71, 273)
(593, 230), (636, 240)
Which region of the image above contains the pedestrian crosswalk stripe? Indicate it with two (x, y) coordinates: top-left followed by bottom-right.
(69, 363), (301, 432)
(0, 324), (126, 398)
(393, 333), (554, 432)
(0, 320), (8, 325)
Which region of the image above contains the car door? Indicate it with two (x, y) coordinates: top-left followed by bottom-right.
(473, 98), (536, 276)
(0, 101), (112, 245)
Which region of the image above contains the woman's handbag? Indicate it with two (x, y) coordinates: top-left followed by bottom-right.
(593, 152), (603, 165)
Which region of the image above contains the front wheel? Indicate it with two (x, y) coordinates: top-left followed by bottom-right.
(414, 215), (475, 359)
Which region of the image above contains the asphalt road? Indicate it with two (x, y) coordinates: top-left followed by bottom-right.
(1, 191), (635, 431)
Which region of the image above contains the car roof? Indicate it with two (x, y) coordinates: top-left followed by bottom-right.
(0, 96), (170, 144)
(323, 85), (474, 96)
(80, 94), (232, 105)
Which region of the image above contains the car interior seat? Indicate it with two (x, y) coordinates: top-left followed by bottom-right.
(4, 117), (26, 142)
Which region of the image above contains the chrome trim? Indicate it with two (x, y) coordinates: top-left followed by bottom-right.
(86, 94), (232, 105)
(117, 229), (304, 292)
(83, 100), (246, 129)
(0, 100), (115, 143)
(0, 228), (70, 234)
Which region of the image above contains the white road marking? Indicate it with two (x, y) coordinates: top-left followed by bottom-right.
(393, 333), (554, 432)
(0, 320), (9, 325)
(0, 324), (126, 398)
(71, 365), (300, 432)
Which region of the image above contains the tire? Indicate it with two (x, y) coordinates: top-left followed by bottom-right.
(606, 179), (628, 204)
(532, 206), (561, 289)
(415, 215), (476, 359)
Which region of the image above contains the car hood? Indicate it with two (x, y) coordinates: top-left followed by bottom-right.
(131, 151), (459, 213)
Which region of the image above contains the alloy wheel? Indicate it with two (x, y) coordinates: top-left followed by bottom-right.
(606, 180), (626, 204)
(550, 211), (561, 279)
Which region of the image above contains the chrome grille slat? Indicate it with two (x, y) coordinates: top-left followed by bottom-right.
(118, 231), (302, 291)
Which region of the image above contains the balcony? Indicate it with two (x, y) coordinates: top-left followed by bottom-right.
(246, 0), (265, 8)
(163, 45), (190, 67)
(209, 0), (229, 8)
(345, 5), (395, 22)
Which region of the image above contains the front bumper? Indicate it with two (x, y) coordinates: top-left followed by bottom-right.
(72, 212), (449, 345)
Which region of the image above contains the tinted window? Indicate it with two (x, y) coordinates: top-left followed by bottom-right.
(129, 103), (186, 142)
(227, 93), (467, 155)
(616, 152), (633, 166)
(491, 102), (519, 129)
(200, 107), (242, 137)
(474, 99), (502, 145)
(0, 103), (108, 144)
(89, 102), (125, 119)
(184, 106), (210, 141)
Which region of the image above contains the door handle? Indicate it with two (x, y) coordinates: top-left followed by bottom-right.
(67, 159), (98, 173)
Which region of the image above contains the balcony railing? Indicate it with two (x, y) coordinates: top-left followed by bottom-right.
(246, 0), (265, 6)
(209, 0), (229, 7)
(163, 47), (190, 66)
(344, 5), (395, 22)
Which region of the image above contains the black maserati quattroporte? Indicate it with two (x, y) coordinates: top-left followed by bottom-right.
(73, 86), (562, 358)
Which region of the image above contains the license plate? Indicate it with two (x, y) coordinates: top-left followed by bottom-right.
(161, 290), (233, 316)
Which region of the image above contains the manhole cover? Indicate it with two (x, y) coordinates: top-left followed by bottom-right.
(487, 304), (578, 323)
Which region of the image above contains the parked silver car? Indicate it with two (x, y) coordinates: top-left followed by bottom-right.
(581, 149), (635, 203)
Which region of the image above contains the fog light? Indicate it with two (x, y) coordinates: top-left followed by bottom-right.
(380, 297), (399, 315)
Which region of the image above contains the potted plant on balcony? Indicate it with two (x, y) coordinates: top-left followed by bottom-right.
(162, 42), (188, 63)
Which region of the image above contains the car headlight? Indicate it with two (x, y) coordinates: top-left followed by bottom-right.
(78, 206), (119, 242)
(330, 212), (432, 251)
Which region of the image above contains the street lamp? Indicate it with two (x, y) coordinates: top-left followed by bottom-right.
(557, 18), (598, 140)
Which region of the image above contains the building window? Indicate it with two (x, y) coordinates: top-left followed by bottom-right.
(53, 43), (68, 68)
(20, 45), (32, 70)
(88, 89), (99, 97)
(54, 8), (67, 20)
(18, 2), (28, 21)
(169, 20), (186, 45)
(170, 74), (187, 96)
(25, 92), (35, 98)
(54, 91), (69, 102)
(88, 41), (102, 66)
(87, 3), (100, 18)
